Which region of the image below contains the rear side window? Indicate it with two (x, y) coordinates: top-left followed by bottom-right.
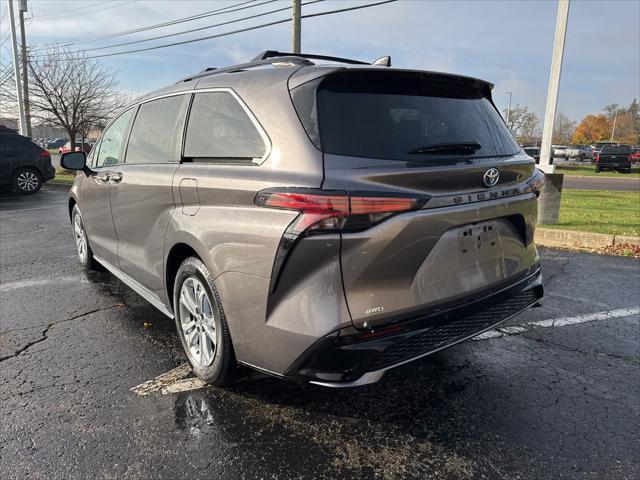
(184, 92), (266, 162)
(126, 94), (190, 164)
(293, 71), (520, 162)
(0, 134), (36, 152)
(601, 145), (630, 155)
(95, 109), (134, 167)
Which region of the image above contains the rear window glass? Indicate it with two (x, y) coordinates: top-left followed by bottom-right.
(0, 134), (36, 150)
(184, 92), (266, 161)
(293, 71), (519, 162)
(601, 145), (630, 154)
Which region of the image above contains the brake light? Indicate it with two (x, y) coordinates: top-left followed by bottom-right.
(255, 190), (423, 234)
(256, 189), (426, 293)
(39, 149), (50, 157)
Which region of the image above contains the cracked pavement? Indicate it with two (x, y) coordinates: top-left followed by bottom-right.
(1, 187), (639, 480)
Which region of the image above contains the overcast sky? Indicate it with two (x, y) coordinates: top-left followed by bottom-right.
(1, 0), (638, 122)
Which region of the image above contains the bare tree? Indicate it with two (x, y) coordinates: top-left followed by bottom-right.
(27, 47), (126, 147)
(552, 112), (576, 144)
(502, 105), (537, 133)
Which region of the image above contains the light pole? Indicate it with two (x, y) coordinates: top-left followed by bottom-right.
(7, 0), (27, 136)
(506, 91), (513, 128)
(538, 0), (570, 225)
(610, 109), (618, 142)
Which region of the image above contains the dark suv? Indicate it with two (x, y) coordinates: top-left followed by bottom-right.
(61, 52), (544, 387)
(0, 126), (56, 194)
(594, 144), (632, 173)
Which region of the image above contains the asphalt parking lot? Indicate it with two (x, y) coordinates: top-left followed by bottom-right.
(1, 187), (639, 480)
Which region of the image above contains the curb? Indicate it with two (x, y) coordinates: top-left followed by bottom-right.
(536, 228), (640, 249)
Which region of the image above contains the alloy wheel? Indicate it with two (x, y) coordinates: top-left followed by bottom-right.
(73, 213), (87, 263)
(179, 276), (217, 367)
(17, 171), (39, 192)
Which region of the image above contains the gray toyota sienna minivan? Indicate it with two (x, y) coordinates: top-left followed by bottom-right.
(61, 51), (544, 387)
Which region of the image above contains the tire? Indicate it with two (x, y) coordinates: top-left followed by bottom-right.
(173, 256), (237, 385)
(12, 167), (42, 194)
(71, 205), (100, 270)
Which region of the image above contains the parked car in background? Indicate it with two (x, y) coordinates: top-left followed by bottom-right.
(61, 51), (544, 387)
(566, 145), (593, 161)
(59, 141), (93, 155)
(0, 125), (56, 194)
(47, 138), (67, 149)
(523, 146), (540, 163)
(592, 142), (616, 161)
(594, 144), (632, 173)
(630, 147), (640, 163)
(552, 145), (567, 158)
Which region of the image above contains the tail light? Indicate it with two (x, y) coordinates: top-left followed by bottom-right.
(255, 189), (425, 234)
(39, 149), (50, 157)
(256, 189), (428, 292)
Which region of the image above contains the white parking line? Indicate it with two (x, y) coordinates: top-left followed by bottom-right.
(0, 204), (67, 214)
(132, 307), (640, 396)
(475, 307), (640, 340)
(0, 275), (81, 292)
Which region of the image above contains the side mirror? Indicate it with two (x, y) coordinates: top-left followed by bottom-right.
(61, 151), (87, 171)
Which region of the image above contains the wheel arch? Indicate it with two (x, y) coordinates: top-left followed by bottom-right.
(164, 237), (215, 311)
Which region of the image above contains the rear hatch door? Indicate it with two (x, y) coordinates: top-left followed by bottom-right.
(293, 69), (540, 329)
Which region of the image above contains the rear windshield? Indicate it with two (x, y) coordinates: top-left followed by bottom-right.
(601, 145), (630, 154)
(292, 71), (519, 162)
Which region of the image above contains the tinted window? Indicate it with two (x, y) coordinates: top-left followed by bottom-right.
(601, 145), (631, 154)
(126, 95), (189, 164)
(184, 92), (266, 161)
(95, 109), (134, 167)
(294, 71), (520, 162)
(0, 134), (36, 152)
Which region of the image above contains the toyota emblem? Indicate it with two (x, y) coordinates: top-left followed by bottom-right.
(482, 168), (500, 187)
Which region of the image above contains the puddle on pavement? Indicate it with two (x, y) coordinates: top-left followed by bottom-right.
(150, 356), (481, 480)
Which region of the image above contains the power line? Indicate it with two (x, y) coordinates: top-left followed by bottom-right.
(83, 0), (325, 53)
(32, 0), (138, 22)
(32, 0), (399, 61)
(30, 0), (270, 51)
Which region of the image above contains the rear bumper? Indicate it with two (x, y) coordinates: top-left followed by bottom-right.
(285, 266), (543, 387)
(42, 164), (56, 182)
(598, 162), (631, 169)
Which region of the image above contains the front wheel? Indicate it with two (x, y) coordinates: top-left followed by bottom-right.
(13, 168), (41, 194)
(173, 257), (237, 385)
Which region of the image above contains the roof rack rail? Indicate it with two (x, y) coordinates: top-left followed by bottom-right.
(177, 55), (313, 83)
(253, 50), (391, 67)
(177, 50), (391, 83)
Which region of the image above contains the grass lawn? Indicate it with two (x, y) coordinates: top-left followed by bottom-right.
(555, 165), (640, 178)
(540, 189), (640, 236)
(51, 167), (75, 185)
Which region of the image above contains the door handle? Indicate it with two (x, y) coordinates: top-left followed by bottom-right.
(95, 172), (110, 183)
(109, 172), (123, 183)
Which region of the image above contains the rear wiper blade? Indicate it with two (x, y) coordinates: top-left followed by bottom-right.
(408, 141), (482, 155)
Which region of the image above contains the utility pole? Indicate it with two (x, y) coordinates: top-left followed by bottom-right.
(610, 109), (617, 142)
(7, 0), (27, 135)
(18, 0), (31, 137)
(506, 91), (513, 128)
(537, 0), (570, 225)
(292, 0), (301, 54)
